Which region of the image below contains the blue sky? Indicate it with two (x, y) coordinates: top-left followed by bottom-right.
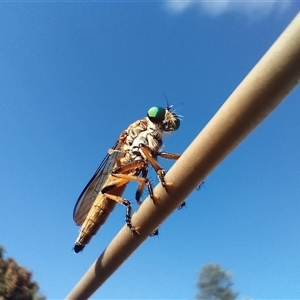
(1, 2), (300, 299)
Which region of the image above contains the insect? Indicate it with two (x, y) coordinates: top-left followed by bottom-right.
(73, 105), (181, 253)
(178, 181), (205, 209)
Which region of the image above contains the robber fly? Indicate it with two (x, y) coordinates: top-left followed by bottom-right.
(73, 105), (181, 253)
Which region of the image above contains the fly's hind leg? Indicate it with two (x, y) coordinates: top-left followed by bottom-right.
(101, 174), (141, 235)
(110, 161), (160, 205)
(102, 192), (140, 236)
(104, 190), (158, 237)
(111, 172), (160, 205)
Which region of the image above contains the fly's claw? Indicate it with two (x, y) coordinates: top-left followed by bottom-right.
(152, 194), (160, 205)
(126, 221), (140, 236)
(131, 226), (140, 236)
(151, 183), (173, 204)
(160, 180), (174, 193)
(157, 169), (174, 193)
(164, 181), (174, 193)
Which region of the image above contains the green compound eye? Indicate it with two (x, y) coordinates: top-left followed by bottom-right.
(147, 106), (166, 124)
(174, 118), (180, 131)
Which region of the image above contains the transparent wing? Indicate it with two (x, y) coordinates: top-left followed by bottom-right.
(73, 141), (122, 225)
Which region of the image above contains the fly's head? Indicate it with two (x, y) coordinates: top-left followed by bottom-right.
(147, 105), (180, 134)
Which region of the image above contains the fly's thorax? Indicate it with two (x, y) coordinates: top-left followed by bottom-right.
(122, 118), (162, 161)
(125, 119), (147, 143)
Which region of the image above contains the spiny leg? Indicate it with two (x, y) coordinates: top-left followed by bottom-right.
(159, 152), (187, 210)
(135, 166), (148, 206)
(158, 151), (181, 160)
(103, 192), (140, 235)
(109, 160), (158, 204)
(110, 172), (160, 205)
(101, 175), (140, 235)
(139, 146), (181, 234)
(139, 143), (174, 193)
(139, 146), (180, 235)
(109, 166), (160, 235)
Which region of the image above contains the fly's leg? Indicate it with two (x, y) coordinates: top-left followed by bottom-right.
(134, 168), (159, 237)
(107, 162), (160, 236)
(135, 166), (148, 205)
(101, 165), (159, 235)
(110, 160), (160, 205)
(158, 151), (181, 160)
(159, 151), (188, 211)
(104, 187), (158, 237)
(102, 192), (140, 236)
(139, 144), (180, 193)
(101, 174), (142, 235)
(110, 172), (160, 205)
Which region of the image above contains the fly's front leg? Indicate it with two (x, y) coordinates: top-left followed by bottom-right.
(158, 151), (181, 194)
(139, 144), (179, 193)
(160, 151), (187, 210)
(158, 151), (181, 160)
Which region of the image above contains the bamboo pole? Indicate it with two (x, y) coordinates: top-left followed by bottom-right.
(66, 12), (300, 300)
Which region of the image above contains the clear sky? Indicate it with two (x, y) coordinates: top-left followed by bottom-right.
(1, 2), (300, 299)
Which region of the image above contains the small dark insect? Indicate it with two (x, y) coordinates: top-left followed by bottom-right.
(150, 228), (159, 237)
(178, 202), (187, 210)
(196, 181), (205, 191)
(177, 181), (205, 210)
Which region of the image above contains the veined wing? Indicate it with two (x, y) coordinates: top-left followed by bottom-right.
(73, 141), (122, 225)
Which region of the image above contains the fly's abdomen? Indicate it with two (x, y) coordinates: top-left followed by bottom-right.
(74, 195), (117, 253)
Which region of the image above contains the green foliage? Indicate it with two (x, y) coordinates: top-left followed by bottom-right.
(196, 263), (238, 300)
(0, 246), (45, 300)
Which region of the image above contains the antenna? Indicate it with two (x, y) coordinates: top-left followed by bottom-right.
(162, 93), (172, 110)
